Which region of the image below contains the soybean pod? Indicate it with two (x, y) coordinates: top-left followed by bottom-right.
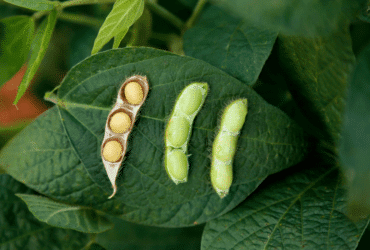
(211, 99), (248, 198)
(165, 83), (209, 184)
(101, 75), (149, 199)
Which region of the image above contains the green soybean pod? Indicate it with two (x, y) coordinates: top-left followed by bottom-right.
(211, 99), (248, 198)
(164, 82), (209, 184)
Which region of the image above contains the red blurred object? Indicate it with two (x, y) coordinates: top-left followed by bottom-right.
(0, 65), (48, 127)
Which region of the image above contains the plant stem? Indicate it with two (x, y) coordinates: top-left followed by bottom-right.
(58, 12), (104, 28)
(61, 0), (116, 8)
(184, 0), (207, 31)
(145, 1), (184, 30)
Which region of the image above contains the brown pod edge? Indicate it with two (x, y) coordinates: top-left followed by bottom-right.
(101, 75), (149, 199)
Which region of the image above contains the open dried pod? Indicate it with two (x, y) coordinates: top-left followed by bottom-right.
(101, 75), (149, 199)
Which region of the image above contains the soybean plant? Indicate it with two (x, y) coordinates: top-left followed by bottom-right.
(211, 99), (248, 198)
(164, 83), (209, 184)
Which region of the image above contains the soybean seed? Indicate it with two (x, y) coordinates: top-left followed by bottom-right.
(125, 81), (143, 105)
(109, 112), (131, 133)
(103, 140), (123, 162)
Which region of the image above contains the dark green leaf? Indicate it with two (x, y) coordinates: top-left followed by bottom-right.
(339, 44), (370, 221)
(278, 20), (355, 142)
(3, 0), (58, 11)
(213, 0), (365, 36)
(96, 216), (204, 250)
(0, 16), (34, 87)
(16, 193), (113, 233)
(85, 243), (107, 250)
(184, 5), (277, 85)
(0, 174), (89, 249)
(14, 10), (57, 105)
(201, 162), (370, 250)
(91, 0), (144, 54)
(0, 47), (309, 227)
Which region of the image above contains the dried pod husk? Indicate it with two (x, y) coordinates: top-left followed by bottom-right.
(101, 75), (149, 199)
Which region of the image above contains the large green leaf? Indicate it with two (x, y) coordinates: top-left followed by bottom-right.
(0, 174), (90, 249)
(91, 0), (144, 54)
(183, 5), (277, 85)
(339, 44), (370, 220)
(16, 193), (113, 233)
(213, 0), (366, 37)
(3, 0), (57, 11)
(201, 161), (370, 250)
(0, 16), (34, 87)
(14, 10), (57, 105)
(278, 20), (355, 142)
(0, 47), (309, 227)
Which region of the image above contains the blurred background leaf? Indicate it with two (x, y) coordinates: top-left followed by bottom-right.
(14, 10), (57, 105)
(3, 0), (58, 11)
(278, 19), (355, 142)
(184, 5), (277, 85)
(0, 174), (91, 249)
(212, 0), (367, 37)
(0, 16), (34, 88)
(339, 43), (370, 221)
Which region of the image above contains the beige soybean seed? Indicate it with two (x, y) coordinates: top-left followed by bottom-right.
(164, 82), (209, 184)
(211, 99), (248, 198)
(109, 112), (131, 133)
(103, 140), (123, 162)
(165, 149), (188, 183)
(125, 81), (144, 104)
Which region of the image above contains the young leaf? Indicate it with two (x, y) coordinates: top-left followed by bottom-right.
(91, 0), (144, 54)
(16, 193), (113, 233)
(0, 48), (310, 227)
(0, 16), (34, 87)
(0, 174), (90, 248)
(3, 0), (58, 11)
(339, 44), (370, 221)
(201, 162), (370, 250)
(184, 5), (277, 85)
(278, 19), (355, 142)
(14, 9), (57, 105)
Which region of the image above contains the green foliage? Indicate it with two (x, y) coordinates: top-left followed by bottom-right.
(213, 0), (367, 37)
(0, 16), (34, 87)
(278, 19), (355, 142)
(14, 10), (57, 105)
(16, 193), (114, 233)
(184, 5), (277, 85)
(1, 0), (370, 249)
(0, 47), (309, 227)
(0, 174), (90, 249)
(3, 0), (58, 11)
(339, 44), (370, 221)
(202, 161), (370, 249)
(91, 0), (144, 54)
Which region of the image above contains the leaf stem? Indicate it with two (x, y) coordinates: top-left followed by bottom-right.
(58, 12), (104, 28)
(184, 0), (207, 31)
(145, 1), (185, 30)
(60, 0), (116, 8)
